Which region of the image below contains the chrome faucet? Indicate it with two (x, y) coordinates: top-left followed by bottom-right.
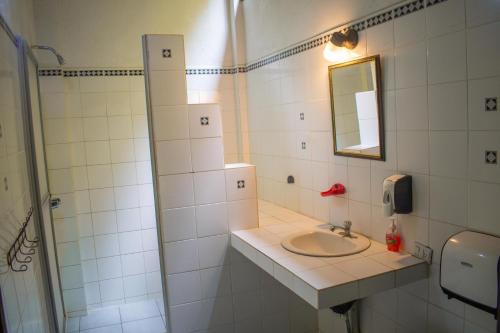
(329, 220), (356, 238)
(340, 220), (352, 238)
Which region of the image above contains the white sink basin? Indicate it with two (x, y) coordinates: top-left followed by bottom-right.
(281, 230), (371, 257)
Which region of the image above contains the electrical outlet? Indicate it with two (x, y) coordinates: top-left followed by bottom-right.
(414, 241), (433, 264)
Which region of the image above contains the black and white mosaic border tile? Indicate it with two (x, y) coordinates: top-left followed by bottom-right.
(39, 0), (446, 77)
(186, 68), (240, 75)
(393, 0), (425, 18)
(63, 70), (78, 77)
(366, 10), (393, 28)
(39, 68), (236, 77)
(426, 0), (447, 8)
(129, 69), (144, 76)
(38, 69), (62, 76)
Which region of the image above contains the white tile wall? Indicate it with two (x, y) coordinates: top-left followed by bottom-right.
(92, 211), (117, 235)
(188, 104), (223, 138)
(467, 21), (500, 79)
(112, 163), (138, 186)
(149, 70), (187, 107)
(164, 239), (199, 274)
(193, 170), (226, 204)
(167, 271), (202, 306)
(108, 115), (133, 139)
(429, 81), (467, 130)
(197, 234), (230, 269)
(83, 117), (109, 141)
(227, 199), (259, 231)
(161, 207), (197, 242)
(155, 140), (192, 175)
(89, 188), (115, 212)
(244, 1), (500, 333)
(152, 106), (190, 141)
(146, 35), (186, 71)
(195, 203), (229, 237)
(114, 185), (140, 209)
(110, 139), (135, 163)
(100, 278), (124, 301)
(117, 208), (141, 232)
(190, 138), (225, 171)
(225, 164), (257, 201)
(158, 173), (195, 209)
(87, 164), (113, 188)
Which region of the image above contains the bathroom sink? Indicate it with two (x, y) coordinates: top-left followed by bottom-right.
(281, 230), (371, 257)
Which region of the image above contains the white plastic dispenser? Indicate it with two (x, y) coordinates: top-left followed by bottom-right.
(440, 231), (500, 319)
(382, 175), (412, 217)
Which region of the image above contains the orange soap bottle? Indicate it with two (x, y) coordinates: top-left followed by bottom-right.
(385, 219), (401, 252)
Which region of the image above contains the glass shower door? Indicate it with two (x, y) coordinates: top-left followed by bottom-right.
(0, 13), (56, 333)
(18, 38), (65, 332)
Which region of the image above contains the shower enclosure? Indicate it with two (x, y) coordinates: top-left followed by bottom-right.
(38, 62), (168, 331)
(37, 60), (168, 331)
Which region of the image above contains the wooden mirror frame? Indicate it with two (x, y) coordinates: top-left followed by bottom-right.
(328, 54), (385, 161)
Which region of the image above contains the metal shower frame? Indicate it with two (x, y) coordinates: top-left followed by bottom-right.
(0, 13), (64, 333)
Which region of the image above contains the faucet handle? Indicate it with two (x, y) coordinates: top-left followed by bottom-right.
(343, 220), (352, 229)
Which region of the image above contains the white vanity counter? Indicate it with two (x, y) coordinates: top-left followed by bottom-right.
(231, 200), (427, 309)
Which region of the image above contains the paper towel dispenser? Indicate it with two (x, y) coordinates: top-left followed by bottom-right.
(440, 231), (500, 318)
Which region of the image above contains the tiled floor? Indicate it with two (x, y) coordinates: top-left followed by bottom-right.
(66, 299), (167, 333)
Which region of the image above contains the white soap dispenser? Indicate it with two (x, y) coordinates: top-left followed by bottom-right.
(382, 175), (412, 217)
(382, 175), (411, 252)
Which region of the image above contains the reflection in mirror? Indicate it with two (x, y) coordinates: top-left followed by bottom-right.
(328, 55), (384, 160)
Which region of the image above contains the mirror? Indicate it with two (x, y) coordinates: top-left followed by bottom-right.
(328, 55), (384, 160)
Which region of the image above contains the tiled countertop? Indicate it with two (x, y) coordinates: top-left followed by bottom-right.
(230, 201), (427, 309)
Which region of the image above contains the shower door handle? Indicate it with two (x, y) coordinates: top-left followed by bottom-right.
(50, 197), (61, 209)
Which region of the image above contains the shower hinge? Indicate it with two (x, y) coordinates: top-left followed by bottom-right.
(50, 197), (61, 209)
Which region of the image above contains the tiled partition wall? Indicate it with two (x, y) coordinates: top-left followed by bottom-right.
(39, 71), (162, 314)
(143, 34), (317, 333)
(245, 0), (500, 332)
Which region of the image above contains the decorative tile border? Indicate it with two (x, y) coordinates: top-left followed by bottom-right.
(393, 0), (425, 18)
(78, 69), (104, 76)
(39, 0), (446, 78)
(39, 68), (237, 77)
(103, 69), (128, 76)
(349, 21), (367, 32)
(79, 69), (129, 76)
(426, 0), (446, 8)
(129, 69), (144, 76)
(38, 69), (62, 76)
(245, 34), (332, 72)
(63, 70), (78, 77)
(366, 10), (393, 28)
(186, 68), (238, 75)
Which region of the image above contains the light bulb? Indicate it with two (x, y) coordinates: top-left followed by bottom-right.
(323, 41), (360, 63)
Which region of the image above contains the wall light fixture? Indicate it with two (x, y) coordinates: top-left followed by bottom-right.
(323, 29), (360, 62)
(330, 29), (358, 49)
